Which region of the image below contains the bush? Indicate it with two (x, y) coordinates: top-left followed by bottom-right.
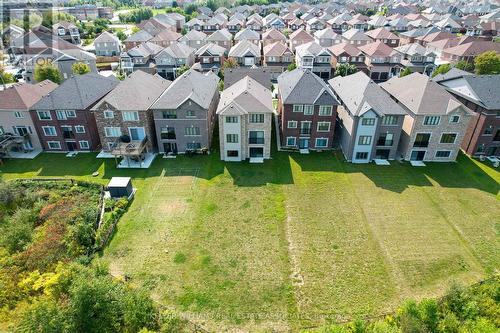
(34, 63), (63, 84)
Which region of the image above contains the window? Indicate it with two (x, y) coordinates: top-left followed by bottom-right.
(42, 126), (57, 136)
(226, 134), (238, 143)
(493, 130), (500, 142)
(440, 133), (457, 144)
(123, 111), (139, 121)
(317, 122), (331, 132)
(75, 125), (85, 133)
(37, 111), (51, 120)
(79, 140), (90, 149)
(249, 131), (264, 144)
(14, 111), (24, 119)
(377, 132), (394, 146)
(227, 150), (239, 157)
(47, 141), (61, 150)
(56, 110), (67, 120)
(362, 118), (375, 126)
(476, 144), (485, 153)
(319, 105), (332, 116)
(187, 142), (201, 149)
(423, 116), (440, 126)
(483, 126), (493, 135)
(303, 105), (314, 115)
(315, 138), (328, 147)
(435, 150), (451, 158)
(250, 114), (265, 123)
(226, 116), (238, 123)
(382, 116), (398, 125)
(414, 133), (430, 147)
(160, 127), (176, 140)
(104, 127), (121, 137)
(358, 136), (372, 145)
(293, 104), (303, 112)
(104, 110), (114, 119)
(286, 137), (296, 146)
(162, 111), (177, 119)
(66, 110), (76, 118)
(450, 115), (460, 123)
(287, 121), (297, 128)
(187, 110), (196, 117)
(185, 126), (200, 136)
(355, 152), (368, 159)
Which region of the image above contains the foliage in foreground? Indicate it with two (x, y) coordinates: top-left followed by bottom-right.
(34, 63), (63, 84)
(305, 276), (500, 333)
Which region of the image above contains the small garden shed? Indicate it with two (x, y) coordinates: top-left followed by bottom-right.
(107, 177), (133, 198)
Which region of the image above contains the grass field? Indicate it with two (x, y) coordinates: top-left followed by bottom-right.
(0, 151), (498, 331)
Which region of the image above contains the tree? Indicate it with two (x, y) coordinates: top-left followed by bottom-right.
(455, 60), (474, 72)
(399, 67), (412, 77)
(116, 30), (127, 41)
(431, 63), (451, 78)
(335, 63), (357, 77)
(474, 51), (500, 75)
(72, 62), (91, 75)
(287, 62), (297, 71)
(0, 65), (15, 85)
(34, 63), (63, 84)
(221, 58), (239, 70)
(176, 65), (190, 76)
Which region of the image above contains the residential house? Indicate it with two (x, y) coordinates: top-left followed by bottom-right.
(388, 17), (410, 32)
(295, 41), (332, 80)
(328, 42), (368, 75)
(124, 30), (153, 50)
(223, 67), (271, 89)
(149, 29), (182, 48)
(226, 18), (245, 33)
(415, 31), (454, 47)
(289, 28), (314, 52)
(234, 28), (261, 46)
(30, 73), (119, 152)
(314, 28), (342, 47)
(399, 26), (439, 45)
(263, 41), (293, 81)
(306, 17), (327, 32)
(178, 29), (207, 50)
(94, 31), (121, 57)
(435, 16), (462, 33)
(193, 42), (226, 74)
(328, 13), (352, 33)
(367, 15), (390, 29)
(151, 69), (220, 154)
(154, 42), (195, 80)
(217, 76), (273, 161)
(380, 73), (473, 162)
(277, 68), (338, 151)
(53, 21), (80, 44)
(246, 16), (264, 32)
(365, 27), (400, 47)
(440, 41), (500, 64)
(91, 71), (170, 156)
(120, 42), (163, 75)
(228, 40), (261, 67)
(394, 43), (436, 74)
(202, 16), (227, 34)
(0, 81), (58, 157)
(346, 14), (369, 31)
(342, 28), (372, 46)
(205, 28), (233, 51)
(185, 18), (203, 31)
(288, 18), (306, 31)
(329, 71), (406, 162)
(359, 41), (403, 82)
(434, 71), (500, 157)
(261, 28), (287, 47)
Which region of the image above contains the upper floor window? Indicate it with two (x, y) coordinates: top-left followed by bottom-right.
(104, 127), (121, 138)
(37, 111), (51, 120)
(123, 111), (139, 121)
(303, 105), (314, 115)
(423, 116), (440, 126)
(362, 118), (375, 126)
(162, 110), (177, 119)
(75, 125), (85, 133)
(225, 116), (238, 123)
(450, 115), (460, 123)
(185, 126), (200, 136)
(440, 133), (457, 144)
(104, 110), (114, 119)
(317, 122), (331, 132)
(358, 135), (372, 145)
(14, 111), (24, 119)
(319, 105), (332, 116)
(382, 116), (398, 125)
(186, 110), (196, 117)
(293, 104), (303, 112)
(249, 114), (265, 123)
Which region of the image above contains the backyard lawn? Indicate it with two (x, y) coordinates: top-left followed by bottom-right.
(0, 151), (498, 331)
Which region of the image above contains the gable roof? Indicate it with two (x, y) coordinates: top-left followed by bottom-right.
(32, 73), (119, 110)
(263, 41), (292, 56)
(365, 27), (399, 40)
(0, 81), (58, 110)
(228, 40), (260, 57)
(329, 72), (406, 116)
(342, 28), (372, 41)
(380, 73), (466, 115)
(195, 42), (226, 56)
(295, 41), (331, 57)
(94, 31), (119, 43)
(179, 29), (207, 42)
(328, 42), (362, 57)
(314, 28), (339, 39)
(125, 30), (153, 43)
(217, 76), (272, 115)
(289, 28), (314, 41)
(234, 27), (260, 41)
(262, 28), (286, 41)
(150, 29), (182, 42)
(224, 67), (271, 88)
(151, 69), (219, 110)
(358, 41), (395, 57)
(277, 68), (338, 105)
(92, 71), (170, 111)
(206, 28), (232, 42)
(155, 42), (194, 59)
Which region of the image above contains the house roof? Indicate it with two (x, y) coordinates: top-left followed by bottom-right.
(32, 73), (119, 110)
(228, 40), (260, 57)
(262, 28), (286, 41)
(125, 30), (153, 43)
(92, 71), (170, 111)
(380, 73), (466, 115)
(277, 68), (338, 105)
(289, 28), (314, 41)
(179, 29), (207, 42)
(224, 67), (271, 89)
(329, 71), (406, 117)
(195, 42), (226, 56)
(328, 42), (362, 56)
(234, 27), (260, 41)
(416, 31), (454, 43)
(127, 41), (164, 57)
(342, 28), (372, 41)
(150, 29), (182, 42)
(0, 81), (58, 110)
(206, 28), (232, 42)
(442, 40), (500, 56)
(314, 27), (339, 39)
(394, 43), (433, 56)
(151, 69), (219, 110)
(156, 41), (194, 59)
(95, 31), (120, 43)
(358, 41), (395, 57)
(365, 27), (399, 40)
(431, 68), (471, 82)
(295, 41), (331, 57)
(263, 41), (292, 56)
(217, 76), (272, 115)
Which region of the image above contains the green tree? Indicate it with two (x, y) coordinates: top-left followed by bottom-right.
(455, 60), (474, 72)
(123, 291), (159, 332)
(335, 63), (357, 77)
(399, 67), (412, 77)
(0, 65), (15, 85)
(72, 62), (91, 75)
(176, 65), (190, 76)
(34, 63), (63, 84)
(16, 298), (71, 333)
(287, 62), (297, 71)
(418, 299), (439, 332)
(474, 51), (500, 75)
(431, 63), (451, 78)
(116, 30), (127, 41)
(221, 57), (239, 70)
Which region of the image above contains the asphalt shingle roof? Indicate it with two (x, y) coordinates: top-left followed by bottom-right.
(277, 68), (338, 105)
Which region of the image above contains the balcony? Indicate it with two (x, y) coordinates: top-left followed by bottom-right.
(377, 139), (393, 146)
(248, 138), (264, 144)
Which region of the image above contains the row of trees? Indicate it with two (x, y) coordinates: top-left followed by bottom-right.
(430, 51), (500, 78)
(33, 62), (91, 84)
(119, 8), (154, 23)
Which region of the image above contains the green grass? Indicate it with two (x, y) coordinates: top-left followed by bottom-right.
(0, 150), (498, 331)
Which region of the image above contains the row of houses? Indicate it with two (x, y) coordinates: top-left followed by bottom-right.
(1, 69), (499, 165)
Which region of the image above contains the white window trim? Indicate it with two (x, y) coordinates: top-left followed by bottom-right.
(42, 126), (57, 136)
(37, 110), (52, 120)
(104, 110), (114, 119)
(287, 120), (297, 128)
(286, 136), (296, 146)
(14, 111), (25, 119)
(303, 105), (314, 115)
(435, 150), (452, 158)
(315, 137), (328, 148)
(449, 115), (460, 123)
(75, 125), (86, 134)
(293, 104), (304, 112)
(317, 122), (331, 132)
(423, 115), (441, 126)
(318, 105), (332, 116)
(79, 140), (90, 149)
(439, 132), (458, 144)
(47, 141), (61, 150)
(122, 111), (139, 122)
(104, 127), (121, 138)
